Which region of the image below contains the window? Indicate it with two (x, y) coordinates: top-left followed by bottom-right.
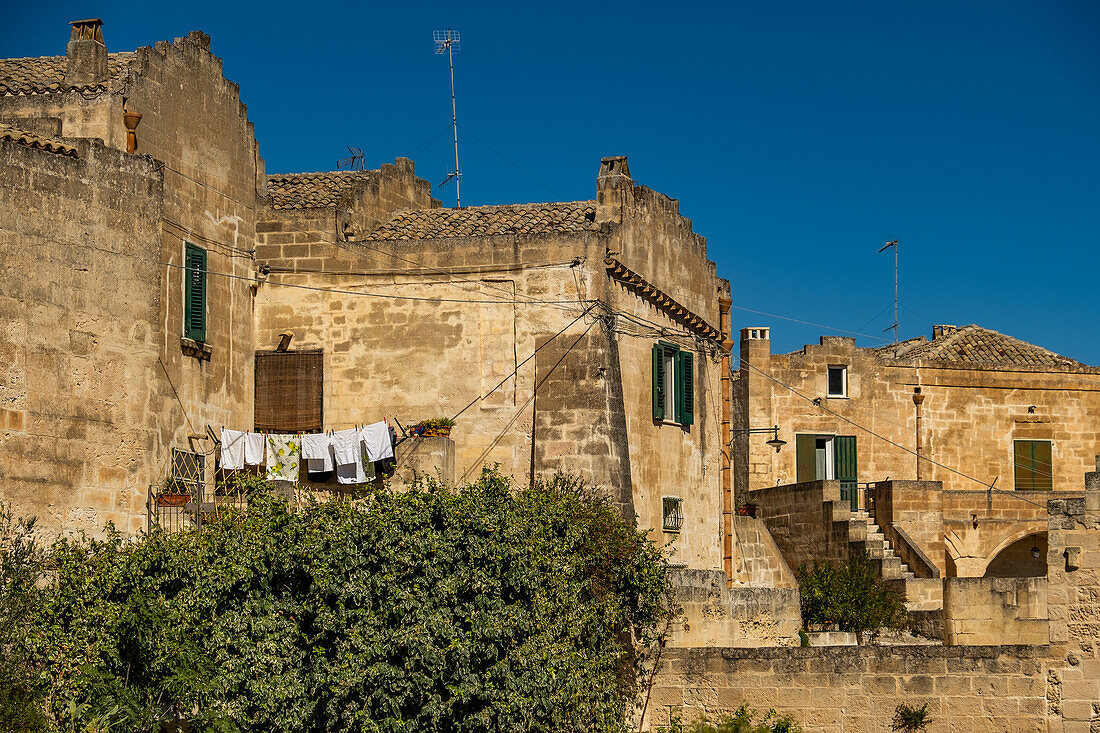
(662, 496), (684, 532)
(255, 350), (324, 433)
(652, 341), (694, 425)
(184, 243), (207, 342)
(170, 448), (205, 496)
(1014, 440), (1052, 491)
(827, 365), (847, 397)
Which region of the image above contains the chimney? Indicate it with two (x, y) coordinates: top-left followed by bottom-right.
(932, 324), (957, 340)
(596, 155), (632, 225)
(65, 19), (108, 87)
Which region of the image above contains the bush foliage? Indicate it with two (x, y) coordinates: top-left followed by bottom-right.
(3, 470), (672, 732)
(796, 553), (907, 633)
(657, 704), (801, 733)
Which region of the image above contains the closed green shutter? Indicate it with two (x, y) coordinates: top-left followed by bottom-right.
(1015, 440), (1052, 491)
(835, 435), (858, 509)
(796, 435), (817, 483)
(677, 350), (694, 425)
(652, 343), (665, 421)
(184, 244), (207, 342)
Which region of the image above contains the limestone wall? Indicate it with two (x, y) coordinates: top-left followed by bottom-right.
(668, 569), (800, 649)
(736, 333), (1100, 499)
(748, 480), (852, 571)
(643, 646), (1050, 732)
(0, 138), (164, 535)
(943, 577), (1049, 645)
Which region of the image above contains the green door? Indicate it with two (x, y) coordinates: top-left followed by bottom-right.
(835, 435), (858, 510)
(796, 435), (817, 483)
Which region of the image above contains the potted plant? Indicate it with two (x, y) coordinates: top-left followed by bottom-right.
(157, 476), (193, 507)
(737, 502), (758, 517)
(413, 417), (455, 437)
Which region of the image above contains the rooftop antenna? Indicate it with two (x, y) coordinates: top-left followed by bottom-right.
(336, 146), (365, 171)
(433, 29), (462, 207)
(878, 239), (899, 346)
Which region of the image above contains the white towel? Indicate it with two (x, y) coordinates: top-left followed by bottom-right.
(300, 433), (333, 472)
(335, 454), (366, 484)
(244, 432), (266, 465)
(360, 421), (394, 462)
(332, 428), (360, 467)
(220, 428), (247, 470)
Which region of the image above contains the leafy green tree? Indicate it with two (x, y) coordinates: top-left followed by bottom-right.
(796, 552), (906, 633)
(0, 504), (50, 732)
(25, 470), (671, 732)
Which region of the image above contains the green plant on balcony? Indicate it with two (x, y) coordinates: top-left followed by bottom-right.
(796, 552), (906, 633)
(413, 417), (455, 437)
(156, 476), (193, 507)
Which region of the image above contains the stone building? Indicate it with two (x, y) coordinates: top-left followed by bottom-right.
(253, 155), (736, 573)
(0, 20), (262, 534)
(733, 324), (1100, 579)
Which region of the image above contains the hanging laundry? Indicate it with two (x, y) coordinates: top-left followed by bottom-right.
(220, 427), (247, 470)
(360, 421), (394, 462)
(335, 452), (367, 484)
(300, 433), (334, 473)
(332, 428), (360, 467)
(265, 433), (300, 482)
(244, 432), (266, 466)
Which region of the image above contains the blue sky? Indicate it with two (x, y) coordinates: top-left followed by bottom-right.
(5, 1), (1098, 363)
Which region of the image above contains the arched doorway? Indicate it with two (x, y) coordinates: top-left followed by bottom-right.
(984, 532), (1047, 577)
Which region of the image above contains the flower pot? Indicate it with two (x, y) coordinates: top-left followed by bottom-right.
(737, 505), (757, 517)
(157, 493), (191, 507)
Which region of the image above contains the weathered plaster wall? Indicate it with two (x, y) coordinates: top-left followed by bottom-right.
(0, 138), (163, 535)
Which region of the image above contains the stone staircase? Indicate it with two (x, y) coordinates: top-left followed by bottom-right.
(847, 510), (916, 581)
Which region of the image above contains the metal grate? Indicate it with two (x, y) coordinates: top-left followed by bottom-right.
(662, 496), (684, 533)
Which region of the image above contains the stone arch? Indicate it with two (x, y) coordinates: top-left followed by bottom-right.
(983, 530), (1047, 578)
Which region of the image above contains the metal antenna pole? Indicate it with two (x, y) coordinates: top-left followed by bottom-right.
(434, 30), (462, 207)
(878, 240), (899, 345)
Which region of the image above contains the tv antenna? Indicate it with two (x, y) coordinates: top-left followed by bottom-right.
(878, 239), (899, 345)
(336, 146), (365, 171)
(433, 29), (462, 207)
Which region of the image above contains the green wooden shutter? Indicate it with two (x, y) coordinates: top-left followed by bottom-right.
(677, 350), (694, 425)
(184, 244), (207, 342)
(1015, 440), (1052, 491)
(834, 436), (857, 483)
(796, 435), (817, 483)
(652, 343), (665, 421)
(1032, 440), (1052, 491)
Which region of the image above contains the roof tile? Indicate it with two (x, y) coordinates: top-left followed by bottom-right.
(878, 325), (1084, 368)
(266, 170), (374, 210)
(363, 202), (598, 240)
(0, 53), (135, 96)
(0, 123), (78, 157)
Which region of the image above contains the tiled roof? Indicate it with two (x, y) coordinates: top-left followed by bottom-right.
(363, 202), (599, 240)
(877, 325), (1084, 368)
(0, 53), (135, 95)
(0, 123), (78, 157)
(266, 170), (375, 210)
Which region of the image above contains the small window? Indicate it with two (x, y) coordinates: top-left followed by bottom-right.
(827, 365), (847, 397)
(662, 496), (684, 532)
(184, 243), (207, 342)
(1014, 440), (1052, 491)
(170, 448), (205, 496)
(652, 342), (694, 425)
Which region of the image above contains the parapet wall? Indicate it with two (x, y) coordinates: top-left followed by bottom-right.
(643, 646), (1049, 732)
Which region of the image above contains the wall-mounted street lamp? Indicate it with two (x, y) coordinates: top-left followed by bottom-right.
(731, 425), (787, 453)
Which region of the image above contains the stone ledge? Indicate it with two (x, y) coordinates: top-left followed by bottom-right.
(180, 337), (212, 361)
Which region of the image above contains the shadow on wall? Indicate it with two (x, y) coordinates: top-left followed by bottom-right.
(983, 532), (1047, 578)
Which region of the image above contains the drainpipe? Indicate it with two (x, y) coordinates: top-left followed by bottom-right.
(913, 387), (924, 480)
(719, 296), (733, 586)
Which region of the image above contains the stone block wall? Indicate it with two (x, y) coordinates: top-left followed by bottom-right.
(642, 646), (1050, 732)
(749, 480), (852, 571)
(943, 577), (1049, 645)
(668, 569), (800, 648)
(0, 138), (164, 535)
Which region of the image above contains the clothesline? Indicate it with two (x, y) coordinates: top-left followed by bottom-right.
(220, 422), (395, 486)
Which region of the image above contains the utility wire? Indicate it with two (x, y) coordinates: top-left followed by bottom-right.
(457, 123), (566, 201)
(450, 304), (597, 422)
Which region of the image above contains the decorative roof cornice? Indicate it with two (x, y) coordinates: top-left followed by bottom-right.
(604, 256), (721, 342)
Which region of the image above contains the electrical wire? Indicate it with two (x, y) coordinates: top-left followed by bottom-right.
(728, 304), (892, 343)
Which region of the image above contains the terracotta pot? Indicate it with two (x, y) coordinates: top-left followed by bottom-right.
(157, 493), (191, 507)
(737, 505), (757, 517)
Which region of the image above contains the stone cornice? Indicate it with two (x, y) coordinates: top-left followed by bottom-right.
(604, 256), (721, 342)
